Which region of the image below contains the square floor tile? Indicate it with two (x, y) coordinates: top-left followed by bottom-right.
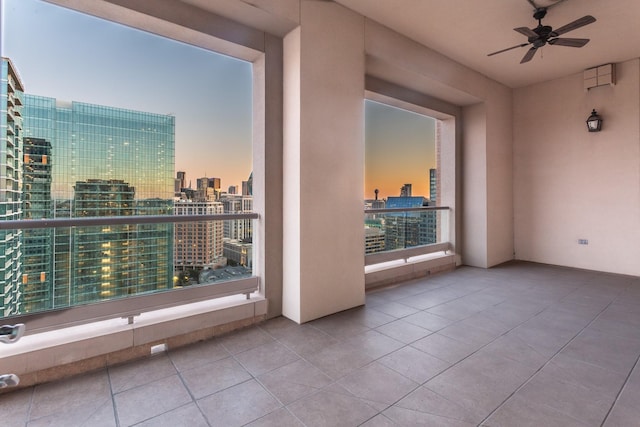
(483, 394), (589, 427)
(114, 374), (191, 426)
(0, 388), (32, 427)
(134, 403), (208, 427)
(109, 354), (176, 393)
(257, 359), (332, 405)
(375, 319), (433, 344)
(337, 362), (418, 405)
(303, 341), (375, 379)
(180, 356), (251, 399)
(382, 406), (476, 427)
(287, 390), (378, 427)
(514, 372), (615, 426)
(403, 311), (454, 331)
(218, 326), (274, 355)
(197, 379), (281, 427)
(245, 408), (304, 426)
(168, 338), (229, 372)
(234, 340), (299, 376)
(347, 330), (404, 359)
(28, 398), (116, 427)
(378, 346), (450, 384)
(272, 325), (339, 355)
(370, 302), (419, 318)
(395, 385), (476, 424)
(30, 370), (111, 420)
(411, 333), (478, 364)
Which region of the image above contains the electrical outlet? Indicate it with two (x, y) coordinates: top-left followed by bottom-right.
(578, 239), (589, 245)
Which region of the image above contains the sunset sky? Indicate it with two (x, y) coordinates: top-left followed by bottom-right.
(2, 0), (253, 190)
(365, 100), (436, 200)
(2, 0), (436, 199)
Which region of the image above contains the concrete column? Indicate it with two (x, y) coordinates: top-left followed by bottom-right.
(282, 1), (365, 323)
(253, 34), (284, 319)
(462, 103), (489, 267)
(461, 97), (514, 268)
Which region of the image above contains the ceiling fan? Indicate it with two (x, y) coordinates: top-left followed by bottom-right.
(488, 7), (596, 63)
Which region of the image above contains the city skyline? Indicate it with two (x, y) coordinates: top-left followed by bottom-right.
(1, 0), (253, 189)
(2, 0), (437, 200)
(365, 100), (437, 200)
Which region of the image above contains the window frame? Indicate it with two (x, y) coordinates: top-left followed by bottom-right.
(1, 0), (280, 331)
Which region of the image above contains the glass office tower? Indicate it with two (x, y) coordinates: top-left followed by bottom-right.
(22, 95), (175, 310)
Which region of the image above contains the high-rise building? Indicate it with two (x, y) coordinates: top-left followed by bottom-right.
(196, 177), (218, 201)
(0, 58), (25, 316)
(176, 171), (186, 190)
(228, 185), (237, 194)
(242, 172), (252, 196)
(72, 180), (134, 303)
(400, 183), (412, 197)
(21, 93), (175, 309)
(384, 196), (425, 250)
(196, 177), (209, 191)
(22, 137), (54, 312)
(174, 200), (224, 271)
(223, 239), (253, 267)
(429, 168), (437, 203)
(365, 227), (385, 254)
(208, 178), (221, 191)
(221, 195), (253, 241)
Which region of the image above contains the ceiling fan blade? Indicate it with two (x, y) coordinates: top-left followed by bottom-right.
(514, 27), (538, 38)
(548, 37), (590, 47)
(487, 43), (529, 56)
(520, 47), (538, 64)
(551, 15), (596, 36)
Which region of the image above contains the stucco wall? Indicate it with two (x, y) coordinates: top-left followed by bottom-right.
(514, 59), (640, 276)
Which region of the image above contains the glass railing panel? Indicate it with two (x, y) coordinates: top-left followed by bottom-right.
(364, 206), (450, 261)
(0, 214), (257, 321)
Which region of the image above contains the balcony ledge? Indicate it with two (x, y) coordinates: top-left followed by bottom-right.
(365, 252), (457, 289)
(0, 294), (267, 390)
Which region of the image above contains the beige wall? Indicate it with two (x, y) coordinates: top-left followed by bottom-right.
(514, 59), (640, 276)
(364, 20), (515, 269)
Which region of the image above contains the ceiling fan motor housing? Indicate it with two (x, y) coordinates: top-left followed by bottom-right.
(531, 25), (553, 46)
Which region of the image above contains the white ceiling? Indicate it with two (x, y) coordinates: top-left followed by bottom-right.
(179, 0), (640, 89)
(334, 0), (640, 88)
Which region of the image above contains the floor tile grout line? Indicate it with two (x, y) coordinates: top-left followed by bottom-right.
(363, 301), (554, 425)
(24, 379), (35, 426)
(477, 297), (620, 426)
(105, 367), (121, 427)
(16, 265), (636, 426)
(254, 279), (561, 423)
(597, 286), (640, 427)
(166, 350), (213, 427)
(327, 282), (549, 424)
(599, 354), (640, 427)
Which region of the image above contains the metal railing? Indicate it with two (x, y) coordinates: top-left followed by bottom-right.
(0, 213), (259, 230)
(0, 213), (260, 334)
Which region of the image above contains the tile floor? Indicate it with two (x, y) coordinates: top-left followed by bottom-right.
(3, 261), (640, 426)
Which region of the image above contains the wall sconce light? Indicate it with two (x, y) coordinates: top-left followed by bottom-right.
(586, 109), (603, 132)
